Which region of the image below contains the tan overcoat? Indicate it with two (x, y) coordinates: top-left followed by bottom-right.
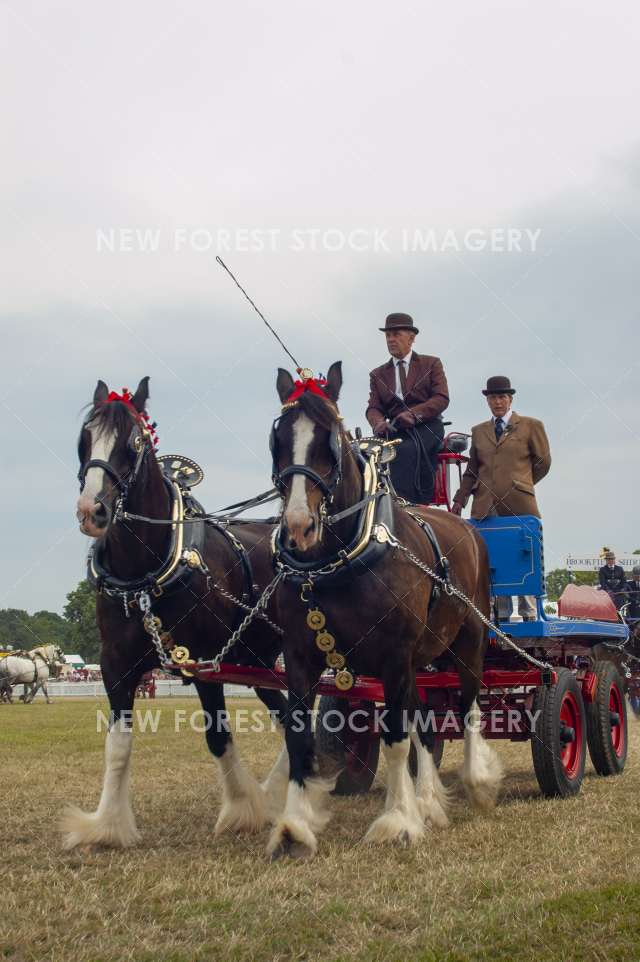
(453, 413), (551, 519)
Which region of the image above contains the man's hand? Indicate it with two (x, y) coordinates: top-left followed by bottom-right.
(393, 410), (416, 430)
(451, 502), (463, 516)
(372, 421), (389, 437)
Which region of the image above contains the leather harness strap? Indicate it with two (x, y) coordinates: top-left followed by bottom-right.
(405, 510), (450, 614)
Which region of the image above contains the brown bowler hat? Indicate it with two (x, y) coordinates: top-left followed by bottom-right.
(482, 375), (516, 396)
(379, 312), (420, 334)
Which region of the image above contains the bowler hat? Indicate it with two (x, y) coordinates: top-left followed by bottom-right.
(605, 551), (616, 560)
(482, 375), (516, 396)
(379, 313), (420, 335)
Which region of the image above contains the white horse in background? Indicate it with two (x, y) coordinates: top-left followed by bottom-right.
(0, 645), (64, 703)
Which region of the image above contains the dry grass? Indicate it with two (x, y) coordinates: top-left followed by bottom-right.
(2, 697), (640, 962)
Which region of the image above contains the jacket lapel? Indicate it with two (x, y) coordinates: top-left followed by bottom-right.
(499, 411), (520, 445)
(404, 351), (419, 396)
(482, 419), (497, 447)
(382, 358), (396, 396)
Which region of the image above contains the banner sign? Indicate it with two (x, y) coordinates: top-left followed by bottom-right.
(565, 556), (640, 571)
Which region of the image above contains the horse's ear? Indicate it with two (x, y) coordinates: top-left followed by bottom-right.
(324, 361), (342, 403)
(131, 376), (150, 412)
(276, 368), (295, 403)
(93, 380), (109, 407)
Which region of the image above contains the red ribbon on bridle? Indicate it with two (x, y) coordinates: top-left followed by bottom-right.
(105, 388), (159, 448)
(286, 374), (329, 403)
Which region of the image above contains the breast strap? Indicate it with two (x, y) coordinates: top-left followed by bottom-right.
(405, 511), (450, 614)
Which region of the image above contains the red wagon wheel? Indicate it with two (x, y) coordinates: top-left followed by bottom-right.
(531, 668), (587, 798)
(586, 661), (628, 776)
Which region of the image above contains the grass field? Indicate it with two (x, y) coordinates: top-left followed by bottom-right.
(2, 697), (640, 962)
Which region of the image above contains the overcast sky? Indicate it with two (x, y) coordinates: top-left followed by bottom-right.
(1, 1), (639, 614)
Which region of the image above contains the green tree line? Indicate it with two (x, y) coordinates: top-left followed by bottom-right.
(0, 581), (100, 662)
(3, 556), (639, 659)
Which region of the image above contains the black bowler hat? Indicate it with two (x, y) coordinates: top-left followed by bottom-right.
(379, 312), (420, 335)
(482, 375), (516, 396)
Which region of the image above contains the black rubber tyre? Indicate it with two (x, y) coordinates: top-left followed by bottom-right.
(586, 661), (628, 776)
(315, 696), (380, 795)
(408, 737), (444, 777)
(531, 668), (586, 798)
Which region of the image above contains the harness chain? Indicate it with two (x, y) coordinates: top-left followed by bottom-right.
(141, 570), (286, 673)
(207, 569), (286, 672)
(208, 579), (284, 636)
(390, 538), (553, 672)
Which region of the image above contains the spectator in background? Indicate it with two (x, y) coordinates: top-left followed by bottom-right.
(598, 551), (627, 610)
(625, 565), (640, 619)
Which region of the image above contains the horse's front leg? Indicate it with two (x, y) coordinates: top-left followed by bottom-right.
(267, 667), (331, 860)
(194, 679), (269, 836)
(42, 680), (51, 703)
(256, 687), (290, 821)
(365, 674), (424, 845)
(61, 664), (143, 850)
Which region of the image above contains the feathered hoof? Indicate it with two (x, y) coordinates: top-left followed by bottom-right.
(416, 795), (449, 829)
(267, 819), (317, 860)
(261, 779), (289, 824)
(214, 791), (268, 837)
(364, 811), (425, 846)
(60, 805), (141, 850)
(462, 749), (503, 814)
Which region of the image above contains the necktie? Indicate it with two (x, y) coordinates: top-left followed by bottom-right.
(495, 417), (504, 441)
(399, 360), (408, 398)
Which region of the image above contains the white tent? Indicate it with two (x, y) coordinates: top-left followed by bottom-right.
(64, 654), (85, 667)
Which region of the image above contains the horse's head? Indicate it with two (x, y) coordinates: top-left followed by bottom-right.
(272, 362), (344, 553)
(76, 377), (155, 538)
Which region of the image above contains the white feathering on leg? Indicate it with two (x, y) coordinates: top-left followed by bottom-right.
(461, 699), (503, 812)
(365, 739), (424, 844)
(60, 726), (140, 849)
(214, 742), (269, 835)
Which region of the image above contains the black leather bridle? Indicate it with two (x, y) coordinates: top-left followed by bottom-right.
(78, 420), (153, 520)
(270, 409), (343, 507)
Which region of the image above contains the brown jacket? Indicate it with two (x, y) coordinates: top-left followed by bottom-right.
(366, 352), (449, 427)
(453, 413), (551, 519)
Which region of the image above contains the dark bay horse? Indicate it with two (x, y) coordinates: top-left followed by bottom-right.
(62, 377), (289, 849)
(267, 363), (502, 858)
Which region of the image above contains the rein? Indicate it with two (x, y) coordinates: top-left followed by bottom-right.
(121, 487), (281, 526)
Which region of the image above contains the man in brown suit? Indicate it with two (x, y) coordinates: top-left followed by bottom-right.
(452, 375), (551, 620)
(366, 313), (449, 503)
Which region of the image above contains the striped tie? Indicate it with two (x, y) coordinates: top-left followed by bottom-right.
(495, 417), (504, 441)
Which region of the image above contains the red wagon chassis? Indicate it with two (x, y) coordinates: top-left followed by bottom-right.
(164, 440), (632, 798)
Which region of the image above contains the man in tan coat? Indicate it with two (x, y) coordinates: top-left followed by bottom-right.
(452, 375), (551, 620)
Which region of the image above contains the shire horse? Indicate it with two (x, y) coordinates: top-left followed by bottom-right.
(62, 377), (289, 849)
(268, 363), (502, 858)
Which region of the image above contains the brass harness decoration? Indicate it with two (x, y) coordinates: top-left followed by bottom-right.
(304, 596), (354, 691)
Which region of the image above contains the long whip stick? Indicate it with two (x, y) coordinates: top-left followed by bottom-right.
(216, 256), (308, 374)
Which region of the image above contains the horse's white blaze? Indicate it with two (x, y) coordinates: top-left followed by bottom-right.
(214, 741), (268, 835)
(61, 726), (141, 849)
(410, 732), (450, 828)
(285, 413), (315, 527)
(82, 422), (117, 503)
(461, 699), (503, 812)
(266, 778), (332, 858)
(364, 738), (424, 844)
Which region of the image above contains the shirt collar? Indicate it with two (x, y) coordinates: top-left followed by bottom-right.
(492, 409), (513, 426)
(393, 351), (413, 367)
